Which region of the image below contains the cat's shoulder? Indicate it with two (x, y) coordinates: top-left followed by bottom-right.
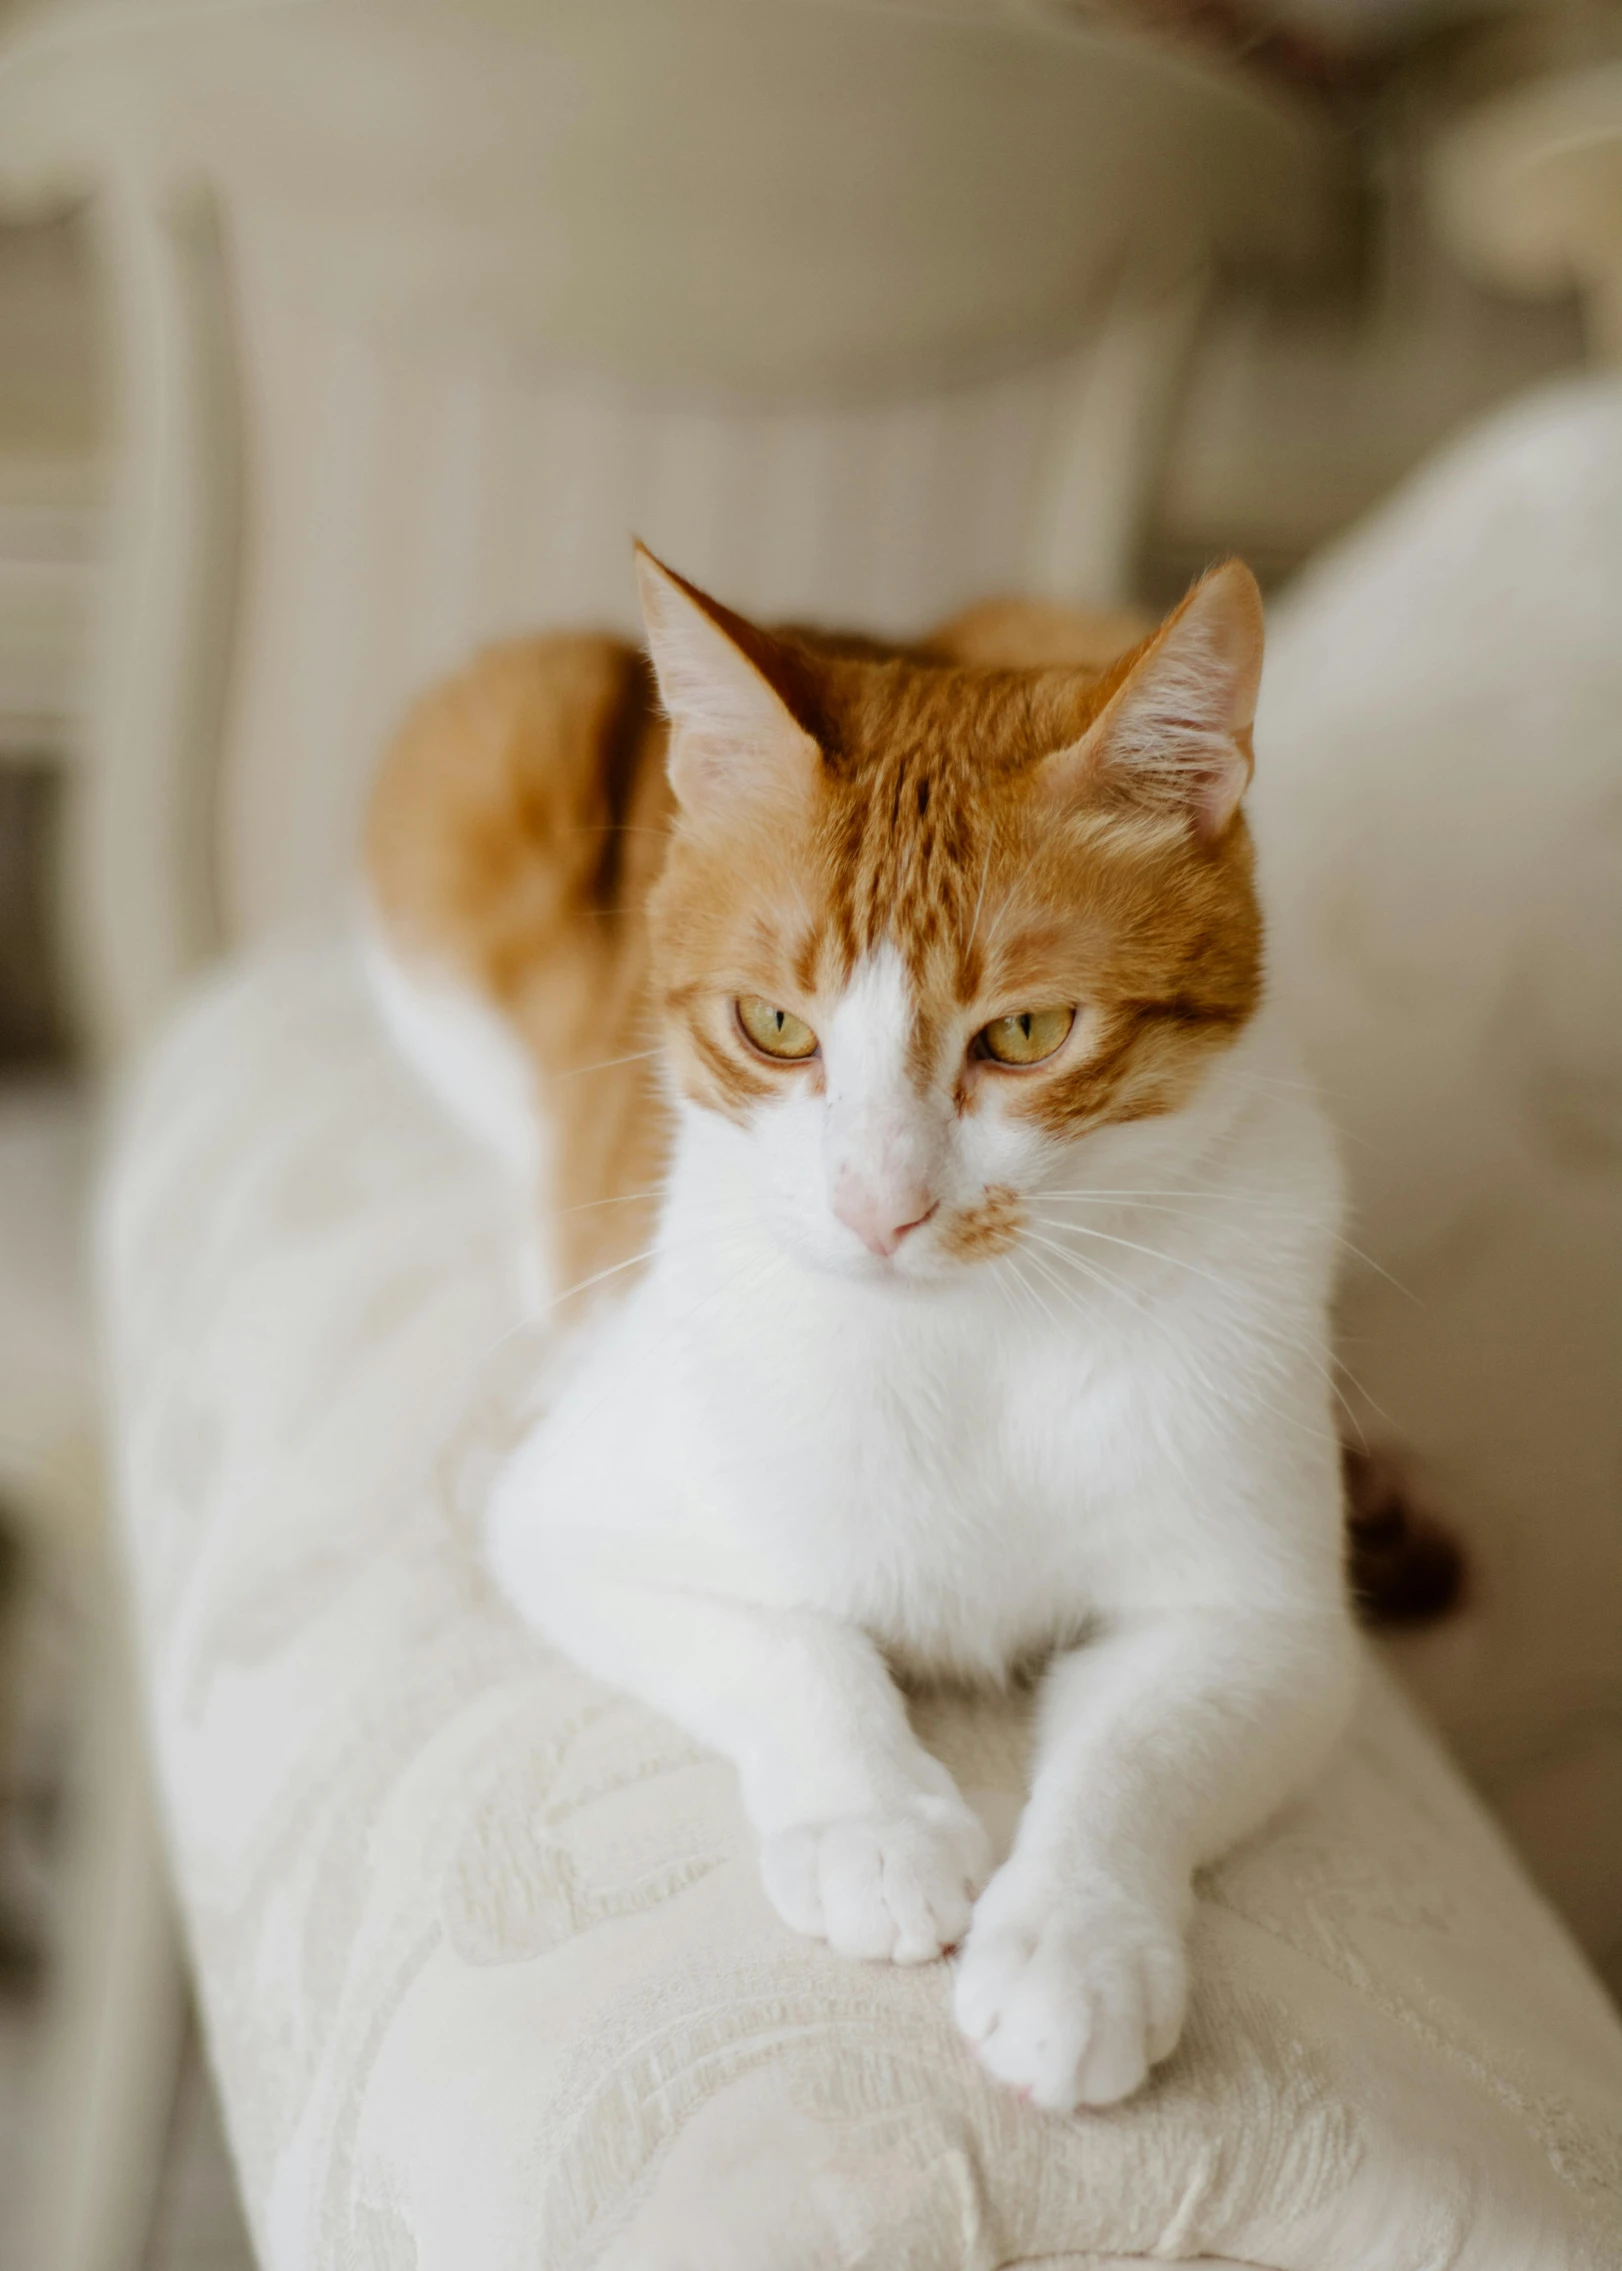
(368, 626), (661, 916)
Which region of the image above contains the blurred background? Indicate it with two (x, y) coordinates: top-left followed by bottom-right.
(0, 0), (1617, 2264)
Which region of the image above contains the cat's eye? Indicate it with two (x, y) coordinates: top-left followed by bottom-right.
(976, 1006), (1075, 1067)
(736, 997), (819, 1061)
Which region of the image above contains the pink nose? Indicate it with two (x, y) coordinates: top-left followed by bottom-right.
(833, 1185), (938, 1259)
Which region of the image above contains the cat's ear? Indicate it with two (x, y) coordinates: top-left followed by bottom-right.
(634, 544), (821, 816)
(1040, 560), (1263, 841)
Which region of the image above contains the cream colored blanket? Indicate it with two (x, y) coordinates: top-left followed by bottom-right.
(101, 943), (1622, 2270)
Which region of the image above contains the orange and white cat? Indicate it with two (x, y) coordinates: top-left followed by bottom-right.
(365, 550), (1358, 2112)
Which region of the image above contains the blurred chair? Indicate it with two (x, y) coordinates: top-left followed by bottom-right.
(0, 0), (1338, 1056)
(0, 2), (1342, 2264)
(0, 212), (168, 2271)
(1430, 43), (1622, 363)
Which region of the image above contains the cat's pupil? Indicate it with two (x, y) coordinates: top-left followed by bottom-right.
(1018, 1014), (1033, 1039)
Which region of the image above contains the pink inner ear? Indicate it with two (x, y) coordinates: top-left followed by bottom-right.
(634, 546), (821, 816)
(1190, 730), (1254, 841)
(1043, 562), (1263, 840)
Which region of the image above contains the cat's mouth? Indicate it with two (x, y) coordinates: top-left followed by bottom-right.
(935, 1186), (1026, 1263)
(817, 1186), (1026, 1284)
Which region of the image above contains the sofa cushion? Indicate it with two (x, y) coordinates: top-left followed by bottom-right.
(1254, 376), (1622, 1987)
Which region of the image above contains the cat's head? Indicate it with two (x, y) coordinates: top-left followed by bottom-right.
(640, 549), (1264, 1284)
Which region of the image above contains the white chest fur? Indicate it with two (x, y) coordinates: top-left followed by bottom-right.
(666, 1266), (1107, 1677)
(491, 1029), (1342, 1688)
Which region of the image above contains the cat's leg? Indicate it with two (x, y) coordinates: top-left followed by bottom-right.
(489, 1523), (989, 1963)
(952, 1604), (1356, 2108)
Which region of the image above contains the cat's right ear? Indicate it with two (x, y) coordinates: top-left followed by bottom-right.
(1038, 560), (1264, 842)
(634, 545), (821, 817)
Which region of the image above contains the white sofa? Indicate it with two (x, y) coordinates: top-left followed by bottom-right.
(5, 1), (1621, 2259)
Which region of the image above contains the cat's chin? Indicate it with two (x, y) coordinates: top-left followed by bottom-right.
(781, 1233), (960, 1293)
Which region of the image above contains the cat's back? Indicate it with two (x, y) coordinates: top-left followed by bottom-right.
(367, 629), (670, 977)
(366, 631), (675, 1281)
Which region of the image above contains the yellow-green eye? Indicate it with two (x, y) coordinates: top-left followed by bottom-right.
(977, 1006), (1075, 1067)
(737, 997), (819, 1061)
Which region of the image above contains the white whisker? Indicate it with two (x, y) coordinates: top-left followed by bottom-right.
(1034, 1190), (1416, 1302)
(551, 1187), (666, 1217)
(1012, 1246), (1072, 1335)
(551, 1246), (661, 1306)
(1028, 1214), (1242, 1303)
(1022, 1241), (1115, 1333)
(1022, 1224), (1345, 1448)
(555, 1048), (663, 1079)
(1021, 1228), (1154, 1322)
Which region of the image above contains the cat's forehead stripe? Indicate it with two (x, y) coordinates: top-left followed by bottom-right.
(824, 743), (984, 987)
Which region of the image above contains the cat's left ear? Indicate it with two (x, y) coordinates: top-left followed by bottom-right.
(634, 544), (822, 818)
(1041, 560), (1264, 842)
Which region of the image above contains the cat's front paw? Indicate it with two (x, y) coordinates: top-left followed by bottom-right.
(761, 1795), (989, 1966)
(953, 1863), (1187, 2110)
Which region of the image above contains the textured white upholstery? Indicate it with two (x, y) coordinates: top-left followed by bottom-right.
(1254, 375), (1622, 1993)
(100, 942), (1622, 2271)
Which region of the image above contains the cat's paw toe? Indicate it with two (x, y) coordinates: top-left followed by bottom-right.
(762, 1798), (989, 1966)
(953, 1869), (1186, 2110)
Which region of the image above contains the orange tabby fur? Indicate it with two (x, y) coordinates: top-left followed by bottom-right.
(367, 577), (1262, 1291)
(368, 633), (674, 1284)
